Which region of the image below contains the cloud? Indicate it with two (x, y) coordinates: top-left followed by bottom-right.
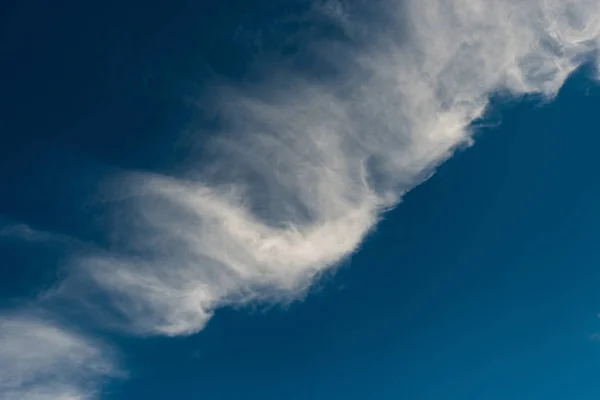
(0, 223), (81, 248)
(49, 0), (600, 336)
(0, 315), (119, 400)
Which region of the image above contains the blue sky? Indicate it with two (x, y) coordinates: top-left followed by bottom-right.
(1, 1), (600, 399)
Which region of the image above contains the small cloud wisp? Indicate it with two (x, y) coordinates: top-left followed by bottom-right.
(0, 316), (118, 400)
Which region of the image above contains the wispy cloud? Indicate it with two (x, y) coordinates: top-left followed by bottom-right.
(0, 223), (80, 247)
(3, 1), (600, 396)
(45, 0), (600, 337)
(0, 315), (118, 400)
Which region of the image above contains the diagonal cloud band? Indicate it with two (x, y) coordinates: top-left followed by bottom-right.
(51, 0), (600, 336)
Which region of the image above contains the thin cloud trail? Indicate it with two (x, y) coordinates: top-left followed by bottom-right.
(55, 0), (600, 336)
(0, 315), (119, 400)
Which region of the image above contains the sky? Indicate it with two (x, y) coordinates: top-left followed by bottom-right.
(1, 0), (600, 399)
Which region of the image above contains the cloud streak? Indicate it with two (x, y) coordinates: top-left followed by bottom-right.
(49, 0), (600, 336)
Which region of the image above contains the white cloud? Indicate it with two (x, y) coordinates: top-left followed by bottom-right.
(0, 315), (118, 400)
(56, 0), (600, 336)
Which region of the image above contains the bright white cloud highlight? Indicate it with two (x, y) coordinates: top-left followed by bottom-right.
(0, 315), (118, 400)
(61, 0), (600, 336)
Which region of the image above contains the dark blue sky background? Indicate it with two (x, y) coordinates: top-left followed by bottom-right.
(1, 1), (600, 399)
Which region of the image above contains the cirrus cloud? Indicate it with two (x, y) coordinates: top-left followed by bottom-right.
(51, 0), (600, 337)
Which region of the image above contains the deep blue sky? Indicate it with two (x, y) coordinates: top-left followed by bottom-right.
(1, 1), (600, 399)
